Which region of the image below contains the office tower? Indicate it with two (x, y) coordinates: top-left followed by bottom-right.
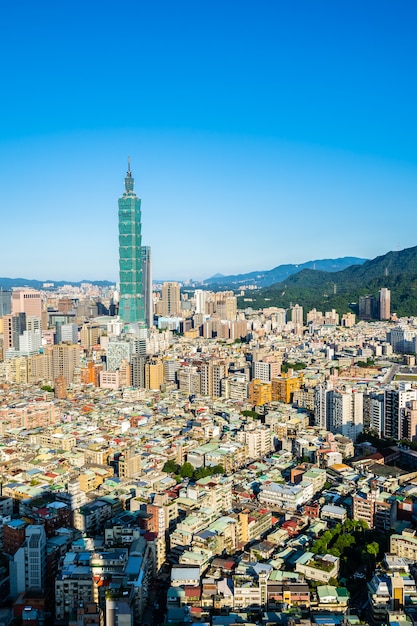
(12, 289), (42, 318)
(57, 297), (74, 313)
(141, 245), (153, 327)
(3, 313), (26, 352)
(19, 330), (41, 355)
(80, 322), (102, 349)
(77, 299), (98, 318)
(161, 282), (181, 316)
(379, 287), (391, 320)
(106, 339), (130, 372)
(26, 316), (41, 334)
(118, 159), (145, 324)
(59, 323), (78, 343)
(359, 295), (376, 320)
(0, 290), (12, 316)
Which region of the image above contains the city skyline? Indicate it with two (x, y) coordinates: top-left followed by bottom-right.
(0, 1), (416, 281)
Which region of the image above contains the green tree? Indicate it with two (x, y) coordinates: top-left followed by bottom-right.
(162, 460), (179, 474)
(281, 361), (306, 373)
(241, 410), (262, 419)
(365, 541), (379, 558)
(194, 467), (209, 480)
(180, 462), (194, 478)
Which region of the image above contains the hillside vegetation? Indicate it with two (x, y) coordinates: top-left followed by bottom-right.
(245, 246), (417, 318)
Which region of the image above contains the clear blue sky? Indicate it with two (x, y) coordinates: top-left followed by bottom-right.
(0, 0), (416, 282)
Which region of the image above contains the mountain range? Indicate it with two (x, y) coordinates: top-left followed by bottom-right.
(247, 245), (417, 318)
(205, 257), (367, 289)
(0, 257), (366, 292)
(0, 278), (114, 290)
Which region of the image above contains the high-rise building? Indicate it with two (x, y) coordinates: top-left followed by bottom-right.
(118, 159), (145, 324)
(141, 245), (153, 327)
(160, 282), (181, 316)
(80, 322), (102, 349)
(130, 354), (146, 388)
(314, 383), (363, 441)
(145, 358), (164, 390)
(10, 525), (46, 597)
(51, 344), (80, 384)
(290, 304), (303, 326)
(200, 360), (226, 398)
(216, 296), (237, 321)
(359, 295), (376, 320)
(384, 383), (417, 440)
(330, 388), (363, 441)
(194, 289), (207, 315)
(2, 313), (26, 352)
(60, 323), (78, 343)
(0, 290), (12, 316)
(106, 339), (131, 372)
(19, 330), (42, 355)
(379, 287), (391, 320)
(12, 289), (42, 318)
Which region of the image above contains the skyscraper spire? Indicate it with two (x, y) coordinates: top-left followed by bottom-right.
(118, 160), (145, 324)
(124, 155), (134, 193)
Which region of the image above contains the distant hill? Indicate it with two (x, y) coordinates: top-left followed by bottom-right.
(205, 257), (367, 289)
(246, 245), (417, 317)
(0, 278), (115, 290)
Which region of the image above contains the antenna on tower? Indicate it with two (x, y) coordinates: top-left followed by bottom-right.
(127, 155), (131, 173)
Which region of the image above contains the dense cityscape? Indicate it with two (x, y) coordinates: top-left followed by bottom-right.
(1, 164), (417, 626)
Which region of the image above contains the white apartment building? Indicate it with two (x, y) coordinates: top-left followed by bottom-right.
(259, 481), (314, 511)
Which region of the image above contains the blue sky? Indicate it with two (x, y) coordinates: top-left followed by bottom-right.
(0, 0), (416, 282)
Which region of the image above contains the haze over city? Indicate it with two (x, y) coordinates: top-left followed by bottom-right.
(0, 1), (416, 281)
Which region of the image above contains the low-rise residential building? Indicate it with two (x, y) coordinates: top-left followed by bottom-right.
(295, 552), (340, 583)
(259, 481), (314, 511)
(390, 529), (417, 560)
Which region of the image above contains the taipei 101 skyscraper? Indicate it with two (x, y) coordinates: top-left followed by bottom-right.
(118, 159), (146, 324)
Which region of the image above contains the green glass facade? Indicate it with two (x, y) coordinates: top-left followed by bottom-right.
(118, 162), (145, 324)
